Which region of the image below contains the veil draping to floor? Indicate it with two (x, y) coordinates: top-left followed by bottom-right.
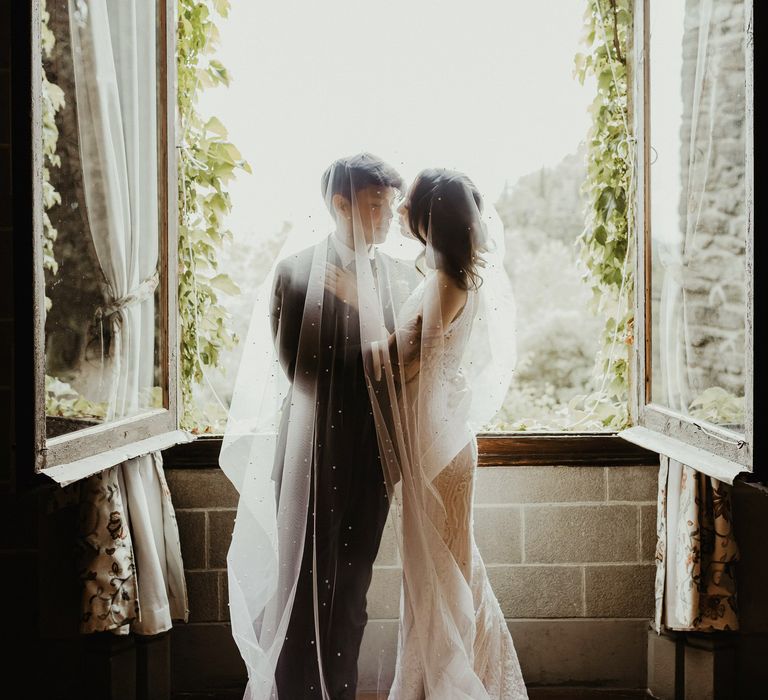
(220, 155), (526, 698)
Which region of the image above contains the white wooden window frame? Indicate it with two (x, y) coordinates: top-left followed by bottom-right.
(619, 0), (754, 484)
(31, 0), (193, 486)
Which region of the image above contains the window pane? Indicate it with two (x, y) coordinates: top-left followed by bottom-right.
(189, 0), (616, 433)
(649, 0), (748, 432)
(42, 0), (165, 438)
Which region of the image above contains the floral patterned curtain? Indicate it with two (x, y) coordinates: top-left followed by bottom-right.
(76, 465), (139, 631)
(653, 454), (739, 633)
(76, 451), (188, 635)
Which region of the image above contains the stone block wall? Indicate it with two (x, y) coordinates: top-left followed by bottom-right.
(165, 464), (660, 694)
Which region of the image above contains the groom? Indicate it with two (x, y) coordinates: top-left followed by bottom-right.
(269, 153), (419, 698)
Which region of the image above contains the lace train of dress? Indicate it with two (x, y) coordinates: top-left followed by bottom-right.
(388, 439), (528, 700)
(387, 278), (528, 699)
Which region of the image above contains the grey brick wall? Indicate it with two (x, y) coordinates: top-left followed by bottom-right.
(164, 470), (243, 694)
(166, 463), (660, 693)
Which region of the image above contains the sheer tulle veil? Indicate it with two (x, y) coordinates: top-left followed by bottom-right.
(219, 154), (517, 699)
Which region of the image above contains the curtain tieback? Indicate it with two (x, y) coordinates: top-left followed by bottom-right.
(95, 269), (161, 323)
(92, 270), (161, 384)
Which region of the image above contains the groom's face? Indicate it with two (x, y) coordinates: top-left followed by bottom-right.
(350, 185), (397, 245)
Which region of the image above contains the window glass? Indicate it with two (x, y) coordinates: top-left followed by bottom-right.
(189, 0), (617, 433)
(649, 0), (748, 432)
(42, 0), (164, 438)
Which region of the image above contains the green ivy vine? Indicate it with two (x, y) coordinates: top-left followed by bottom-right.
(572, 0), (634, 429)
(177, 0), (250, 431)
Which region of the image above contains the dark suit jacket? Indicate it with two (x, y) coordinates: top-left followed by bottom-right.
(269, 235), (421, 501)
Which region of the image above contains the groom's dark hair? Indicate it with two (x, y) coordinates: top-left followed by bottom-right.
(321, 153), (403, 214)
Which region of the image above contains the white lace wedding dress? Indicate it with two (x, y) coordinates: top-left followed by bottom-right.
(387, 274), (529, 700)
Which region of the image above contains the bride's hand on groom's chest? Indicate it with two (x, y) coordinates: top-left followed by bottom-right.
(323, 261), (359, 310)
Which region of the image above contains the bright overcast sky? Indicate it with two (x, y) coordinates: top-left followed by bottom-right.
(649, 2), (685, 248)
(199, 0), (596, 247)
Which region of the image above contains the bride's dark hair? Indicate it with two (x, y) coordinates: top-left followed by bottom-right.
(406, 168), (487, 291)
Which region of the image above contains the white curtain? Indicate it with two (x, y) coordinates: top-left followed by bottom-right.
(69, 0), (158, 417)
(656, 0), (747, 418)
(653, 0), (746, 634)
(69, 0), (188, 635)
(117, 451), (189, 634)
(657, 0), (716, 416)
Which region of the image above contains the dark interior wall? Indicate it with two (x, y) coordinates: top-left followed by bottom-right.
(1, 3), (90, 698)
(731, 478), (768, 695)
(0, 5), (11, 475)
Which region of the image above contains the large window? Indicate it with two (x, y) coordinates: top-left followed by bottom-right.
(620, 0), (753, 480)
(33, 0), (189, 483)
(30, 1), (753, 476)
(186, 0), (625, 435)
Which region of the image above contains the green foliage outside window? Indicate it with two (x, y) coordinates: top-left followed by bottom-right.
(493, 0), (633, 432)
(42, 0), (633, 434)
(177, 0), (250, 431)
(571, 0), (634, 430)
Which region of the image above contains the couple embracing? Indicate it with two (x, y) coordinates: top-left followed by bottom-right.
(220, 153), (528, 699)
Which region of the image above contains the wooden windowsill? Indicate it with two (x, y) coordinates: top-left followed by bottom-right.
(477, 433), (658, 466)
(161, 432), (659, 469)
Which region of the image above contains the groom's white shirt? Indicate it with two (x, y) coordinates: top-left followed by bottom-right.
(330, 232), (374, 269)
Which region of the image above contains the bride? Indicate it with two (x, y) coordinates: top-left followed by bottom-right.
(327, 168), (528, 699)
